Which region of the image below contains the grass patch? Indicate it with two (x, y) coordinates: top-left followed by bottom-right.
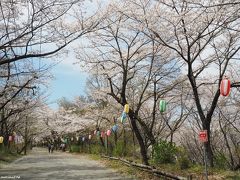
(88, 154), (169, 180)
(88, 154), (102, 161)
(0, 151), (22, 169)
(150, 163), (240, 179)
(99, 157), (159, 180)
(74, 152), (240, 180)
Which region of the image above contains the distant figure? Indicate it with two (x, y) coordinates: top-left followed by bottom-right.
(60, 143), (66, 152)
(48, 143), (51, 153)
(48, 143), (54, 153)
(50, 144), (54, 153)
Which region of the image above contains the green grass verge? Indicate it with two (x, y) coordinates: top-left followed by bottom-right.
(88, 155), (166, 180)
(88, 154), (240, 180)
(0, 151), (22, 169)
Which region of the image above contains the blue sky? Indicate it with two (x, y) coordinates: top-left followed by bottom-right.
(47, 57), (88, 110)
(43, 0), (110, 110)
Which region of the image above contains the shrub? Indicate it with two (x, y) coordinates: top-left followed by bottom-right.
(112, 142), (125, 157)
(112, 141), (133, 157)
(153, 140), (178, 164)
(89, 144), (104, 154)
(214, 153), (228, 169)
(176, 147), (191, 169)
(70, 145), (80, 153)
(178, 156), (190, 169)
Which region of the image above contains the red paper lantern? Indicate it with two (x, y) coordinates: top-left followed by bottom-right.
(220, 78), (231, 96)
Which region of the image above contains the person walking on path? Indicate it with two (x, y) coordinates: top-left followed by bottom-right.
(48, 143), (52, 153)
(50, 144), (54, 153)
(48, 143), (54, 153)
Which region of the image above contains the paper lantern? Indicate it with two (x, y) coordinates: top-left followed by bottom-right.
(106, 130), (111, 136)
(14, 135), (18, 144)
(159, 100), (167, 112)
(9, 136), (13, 142)
(121, 112), (127, 123)
(97, 131), (100, 136)
(124, 104), (129, 113)
(112, 125), (118, 132)
(82, 137), (85, 142)
(88, 134), (92, 140)
(220, 78), (231, 96)
(0, 136), (3, 143)
(101, 132), (105, 138)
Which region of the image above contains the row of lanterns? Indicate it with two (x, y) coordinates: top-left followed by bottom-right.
(90, 104), (129, 138)
(82, 102), (167, 141)
(0, 78), (231, 145)
(0, 136), (13, 143)
(49, 77), (231, 146)
(99, 102), (167, 137)
(0, 135), (24, 144)
(61, 102), (167, 143)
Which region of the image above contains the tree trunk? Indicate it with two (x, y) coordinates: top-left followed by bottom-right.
(129, 111), (149, 165)
(219, 117), (235, 169)
(203, 121), (214, 167)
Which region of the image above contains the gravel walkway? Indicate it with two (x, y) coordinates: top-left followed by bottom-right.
(0, 148), (135, 180)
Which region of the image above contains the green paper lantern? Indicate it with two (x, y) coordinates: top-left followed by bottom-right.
(159, 100), (167, 112)
(121, 112), (127, 123)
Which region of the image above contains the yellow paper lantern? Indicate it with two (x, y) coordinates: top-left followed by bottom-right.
(124, 104), (129, 113)
(0, 136), (3, 143)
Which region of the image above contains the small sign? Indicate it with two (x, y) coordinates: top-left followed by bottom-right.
(199, 130), (208, 143)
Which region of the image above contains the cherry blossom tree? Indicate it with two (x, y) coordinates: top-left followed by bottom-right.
(76, 3), (182, 164)
(124, 0), (240, 167)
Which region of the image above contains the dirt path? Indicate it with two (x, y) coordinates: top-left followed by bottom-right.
(0, 148), (135, 180)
